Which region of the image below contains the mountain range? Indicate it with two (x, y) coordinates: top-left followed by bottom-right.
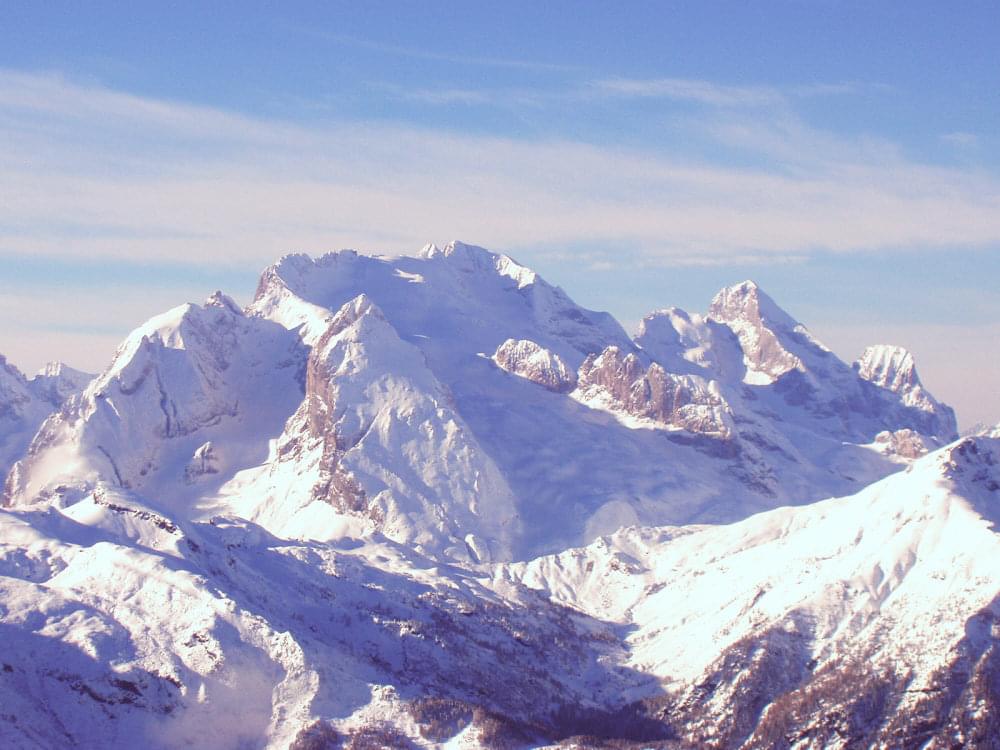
(2, 241), (994, 749)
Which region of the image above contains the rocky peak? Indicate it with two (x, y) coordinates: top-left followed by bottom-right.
(706, 281), (804, 385)
(708, 280), (799, 332)
(874, 428), (930, 459)
(204, 290), (243, 316)
(259, 293), (520, 561)
(0, 355), (31, 417)
(327, 293), (381, 331)
(854, 344), (957, 440)
(855, 345), (920, 394)
(579, 346), (646, 388)
(29, 362), (93, 407)
(304, 295), (431, 444)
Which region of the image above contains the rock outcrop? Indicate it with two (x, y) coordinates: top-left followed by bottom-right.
(493, 338), (576, 392)
(575, 346), (733, 438)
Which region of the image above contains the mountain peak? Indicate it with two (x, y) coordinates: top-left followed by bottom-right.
(419, 240), (481, 260)
(705, 281), (805, 384)
(29, 362), (93, 407)
(205, 290), (243, 315)
(326, 293), (385, 335)
(707, 279), (798, 332)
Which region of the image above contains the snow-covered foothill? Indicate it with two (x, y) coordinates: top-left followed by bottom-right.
(495, 435), (1000, 747)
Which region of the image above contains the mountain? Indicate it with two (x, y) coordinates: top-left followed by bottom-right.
(0, 356), (92, 481)
(0, 241), (982, 747)
(3, 293), (306, 511)
(0, 433), (996, 747)
(4, 243), (957, 563)
(496, 435), (1000, 747)
(0, 486), (656, 749)
(242, 242), (956, 557)
(220, 294), (521, 562)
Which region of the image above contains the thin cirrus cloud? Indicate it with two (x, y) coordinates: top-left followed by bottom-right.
(589, 76), (785, 107)
(586, 76), (869, 107)
(3, 69), (1000, 275)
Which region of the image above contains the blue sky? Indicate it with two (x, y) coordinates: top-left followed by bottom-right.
(1, 2), (998, 426)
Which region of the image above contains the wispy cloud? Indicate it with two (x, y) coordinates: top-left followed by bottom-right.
(3, 69), (1000, 273)
(378, 83), (547, 108)
(399, 87), (494, 105)
(590, 77), (784, 107)
(586, 76), (875, 108)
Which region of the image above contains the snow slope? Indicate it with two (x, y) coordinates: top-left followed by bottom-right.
(3, 293), (306, 512)
(0, 484), (658, 749)
(221, 295), (521, 561)
(497, 435), (1000, 747)
(245, 243), (958, 558)
(1, 436), (997, 748)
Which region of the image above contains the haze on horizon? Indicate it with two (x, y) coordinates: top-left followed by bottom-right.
(1, 2), (998, 427)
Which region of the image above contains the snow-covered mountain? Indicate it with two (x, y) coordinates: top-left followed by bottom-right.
(221, 294), (521, 562)
(1, 434), (996, 747)
(4, 243), (959, 561)
(239, 242), (955, 557)
(0, 241), (985, 749)
(3, 293), (306, 514)
(0, 356), (92, 481)
(493, 434), (1000, 747)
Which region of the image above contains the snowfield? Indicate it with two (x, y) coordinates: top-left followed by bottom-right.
(1, 242), (994, 749)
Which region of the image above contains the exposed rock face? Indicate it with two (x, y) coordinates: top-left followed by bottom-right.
(856, 344), (920, 392)
(659, 280), (961, 443)
(855, 345), (956, 436)
(707, 280), (808, 385)
(492, 338), (576, 392)
(874, 428), (930, 459)
(575, 346), (733, 438)
(855, 346), (957, 441)
(184, 441), (220, 483)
